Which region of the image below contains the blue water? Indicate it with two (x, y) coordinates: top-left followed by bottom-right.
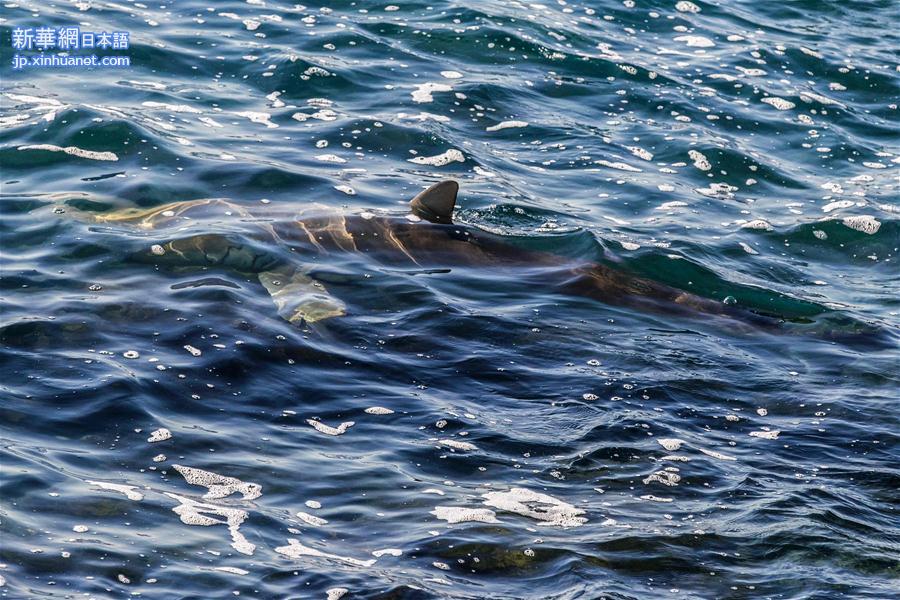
(1, 1), (899, 598)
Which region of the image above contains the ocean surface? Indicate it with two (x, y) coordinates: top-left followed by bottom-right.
(1, 1), (899, 598)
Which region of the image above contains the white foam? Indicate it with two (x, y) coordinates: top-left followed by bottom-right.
(398, 112), (451, 123)
(741, 219), (773, 231)
(750, 430), (781, 440)
(799, 46), (823, 59)
(482, 488), (586, 527)
(674, 35), (715, 48)
(438, 438), (478, 451)
(307, 419), (355, 436)
(640, 494), (673, 502)
(73, 525), (89, 533)
(675, 1), (701, 12)
(0, 114), (31, 128)
(141, 101), (201, 113)
(656, 201), (688, 210)
(5, 93), (64, 107)
(147, 428), (172, 443)
(432, 506), (500, 524)
(327, 589), (349, 600)
(656, 438), (684, 451)
(761, 97), (796, 111)
(695, 183), (738, 198)
(737, 67), (766, 77)
(18, 144), (118, 162)
(275, 539), (376, 567)
(213, 566), (249, 576)
(316, 154), (347, 164)
(698, 448), (737, 461)
(408, 149), (465, 166)
(365, 406), (394, 415)
(312, 109), (339, 121)
(842, 215), (881, 234)
(595, 159), (642, 172)
(234, 111), (278, 128)
(411, 82), (452, 103)
(265, 92), (285, 109)
(822, 200), (855, 213)
(88, 480), (144, 501)
(627, 146), (654, 161)
(334, 185), (356, 196)
(372, 548), (403, 557)
(486, 120), (528, 132)
(183, 344), (202, 357)
(800, 91), (842, 107)
(643, 470), (682, 487)
(295, 511), (328, 526)
(191, 115), (222, 130)
(688, 150), (711, 171)
(173, 465), (262, 500)
(440, 70), (463, 79)
(165, 492), (255, 555)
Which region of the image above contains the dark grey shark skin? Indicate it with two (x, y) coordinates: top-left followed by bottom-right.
(84, 180), (770, 326)
(269, 206), (732, 317)
(266, 181), (754, 323)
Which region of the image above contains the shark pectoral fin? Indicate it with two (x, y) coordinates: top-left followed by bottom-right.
(258, 270), (346, 324)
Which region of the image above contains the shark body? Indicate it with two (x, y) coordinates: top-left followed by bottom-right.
(82, 180), (781, 327)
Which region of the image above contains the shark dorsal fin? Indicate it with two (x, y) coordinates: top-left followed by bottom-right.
(410, 180), (458, 224)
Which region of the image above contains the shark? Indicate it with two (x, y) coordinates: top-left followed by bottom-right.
(75, 180), (829, 330)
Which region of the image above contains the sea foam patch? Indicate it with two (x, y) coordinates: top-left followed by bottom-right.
(275, 539), (376, 567)
(411, 82), (452, 103)
(408, 149), (465, 167)
(688, 150), (711, 171)
(482, 488), (586, 527)
(87, 480), (144, 501)
(841, 215), (881, 234)
(165, 492), (255, 555)
(18, 144), (118, 161)
(295, 511), (328, 526)
(438, 438), (478, 451)
(657, 438), (684, 451)
(147, 428), (172, 443)
(307, 419), (354, 436)
(432, 506), (500, 524)
(173, 465), (262, 500)
(486, 120), (528, 132)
